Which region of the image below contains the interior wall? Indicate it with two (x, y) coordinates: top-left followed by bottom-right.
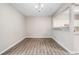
(51, 8), (73, 53)
(53, 9), (70, 28)
(51, 30), (73, 52)
(25, 16), (52, 38)
(0, 4), (26, 53)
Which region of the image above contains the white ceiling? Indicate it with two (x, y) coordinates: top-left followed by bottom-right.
(11, 3), (66, 16)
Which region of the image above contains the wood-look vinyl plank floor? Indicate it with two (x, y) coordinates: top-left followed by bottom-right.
(2, 38), (69, 55)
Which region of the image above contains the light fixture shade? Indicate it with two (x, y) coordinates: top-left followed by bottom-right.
(35, 3), (44, 12)
(35, 5), (38, 9)
(41, 4), (44, 8)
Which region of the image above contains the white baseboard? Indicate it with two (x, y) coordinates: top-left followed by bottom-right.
(0, 37), (26, 55)
(51, 36), (73, 54)
(25, 36), (51, 38)
(0, 36), (51, 55)
(0, 35), (74, 55)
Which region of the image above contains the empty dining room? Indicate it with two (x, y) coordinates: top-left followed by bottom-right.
(0, 3), (79, 55)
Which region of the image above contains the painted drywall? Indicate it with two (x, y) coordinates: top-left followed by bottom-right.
(11, 3), (63, 16)
(25, 16), (52, 38)
(51, 8), (74, 53)
(73, 34), (79, 53)
(53, 9), (70, 28)
(51, 30), (73, 52)
(0, 4), (26, 53)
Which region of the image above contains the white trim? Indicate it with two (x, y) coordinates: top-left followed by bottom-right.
(0, 36), (51, 55)
(0, 37), (26, 55)
(51, 35), (73, 54)
(0, 35), (76, 55)
(53, 4), (71, 17)
(25, 36), (52, 38)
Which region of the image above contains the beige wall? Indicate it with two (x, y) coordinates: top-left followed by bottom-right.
(25, 16), (52, 38)
(51, 8), (73, 53)
(53, 9), (69, 28)
(0, 4), (26, 53)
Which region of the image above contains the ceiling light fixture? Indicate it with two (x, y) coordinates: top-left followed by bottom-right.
(35, 3), (44, 12)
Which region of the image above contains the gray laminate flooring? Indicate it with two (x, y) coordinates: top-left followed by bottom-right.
(2, 38), (69, 55)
